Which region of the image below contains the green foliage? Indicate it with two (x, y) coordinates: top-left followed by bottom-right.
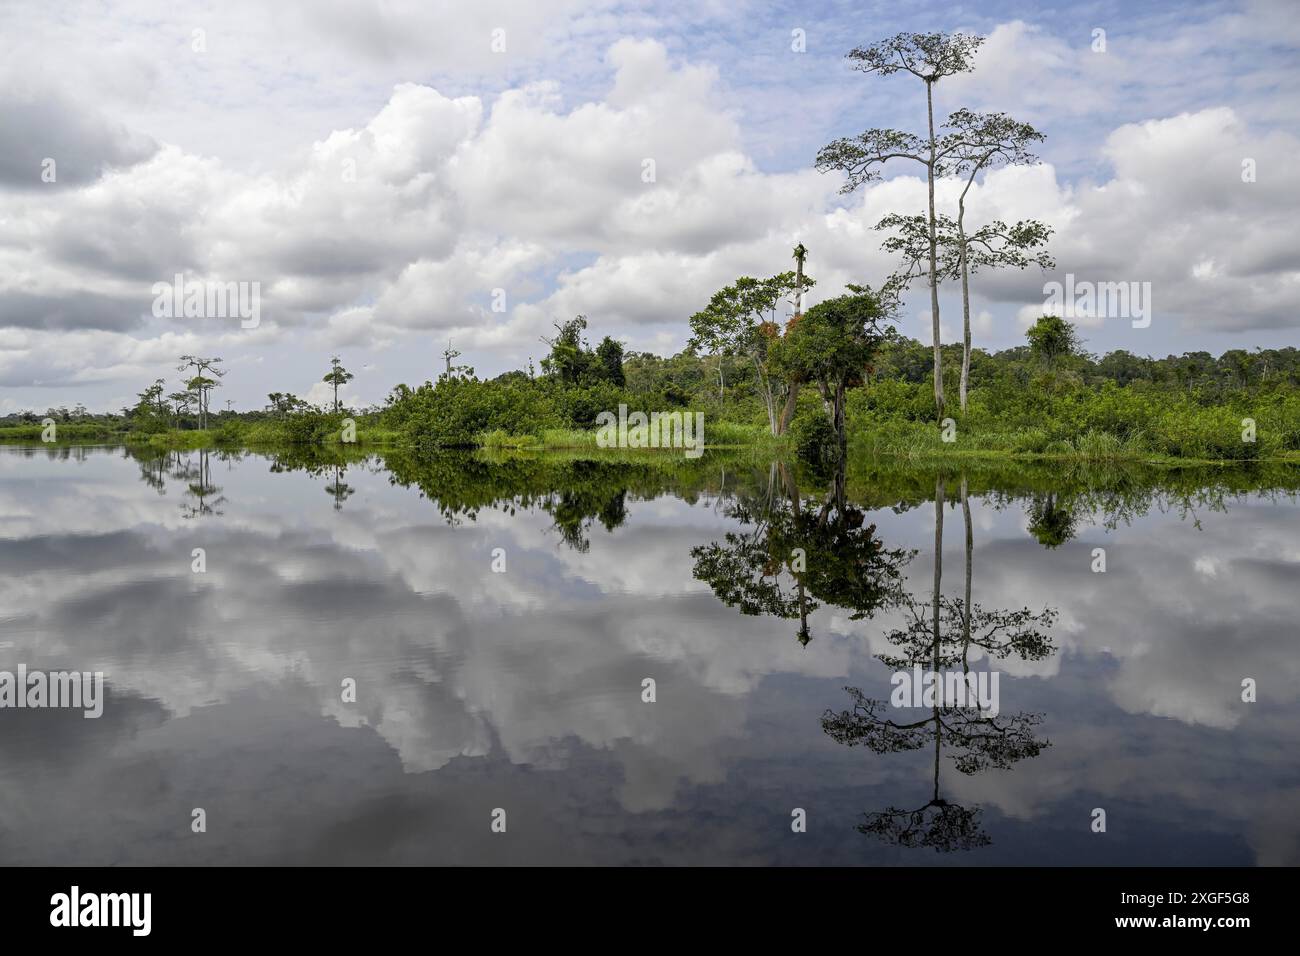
(595, 336), (626, 387)
(1025, 315), (1082, 368)
(7, 311), (1298, 465)
(848, 370), (1283, 462)
(555, 381), (629, 428)
(538, 317), (626, 388)
(322, 356), (355, 411)
(389, 376), (565, 449)
(791, 408), (840, 473)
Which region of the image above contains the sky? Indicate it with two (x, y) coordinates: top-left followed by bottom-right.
(1, 0), (1298, 413)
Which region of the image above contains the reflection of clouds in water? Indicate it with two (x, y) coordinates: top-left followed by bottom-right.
(874, 495), (1300, 727)
(866, 492), (1300, 864)
(0, 451), (824, 808)
(0, 449), (1297, 863)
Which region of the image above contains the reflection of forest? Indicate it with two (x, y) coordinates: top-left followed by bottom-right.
(113, 440), (1300, 544)
(381, 450), (716, 550)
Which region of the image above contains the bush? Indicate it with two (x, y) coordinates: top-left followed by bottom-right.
(556, 381), (632, 428)
(792, 409), (840, 472)
(280, 410), (347, 445)
(395, 377), (565, 449)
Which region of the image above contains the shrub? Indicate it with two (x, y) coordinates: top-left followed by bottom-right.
(792, 409), (840, 472)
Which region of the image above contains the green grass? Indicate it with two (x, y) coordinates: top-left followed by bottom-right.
(477, 428), (583, 450)
(0, 422), (127, 443)
(474, 419), (785, 453)
(126, 430), (217, 450)
(850, 417), (1280, 466)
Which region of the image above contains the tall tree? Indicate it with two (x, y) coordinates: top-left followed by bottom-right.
(167, 390), (193, 429)
(442, 339), (462, 380)
(323, 356), (354, 411)
(816, 31), (986, 419)
(876, 206), (1053, 412)
(178, 355), (224, 429)
(944, 109), (1054, 412)
(822, 476), (1055, 851)
(792, 242), (808, 315)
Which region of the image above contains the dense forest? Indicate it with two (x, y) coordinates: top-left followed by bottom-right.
(4, 319), (1299, 463)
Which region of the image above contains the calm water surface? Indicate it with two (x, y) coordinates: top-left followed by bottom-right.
(1, 444), (1296, 865)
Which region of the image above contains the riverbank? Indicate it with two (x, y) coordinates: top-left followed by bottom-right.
(5, 388), (1300, 469)
(4, 422), (1297, 467)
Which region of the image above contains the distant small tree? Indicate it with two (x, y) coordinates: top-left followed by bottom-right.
(137, 379), (165, 414)
(1025, 315), (1082, 370)
(440, 339), (473, 380)
(689, 271), (814, 435)
(772, 285), (894, 454)
(595, 336), (626, 387)
(540, 317), (592, 386)
(280, 393), (312, 415)
(166, 391), (193, 428)
(323, 356), (354, 411)
(133, 379), (168, 430)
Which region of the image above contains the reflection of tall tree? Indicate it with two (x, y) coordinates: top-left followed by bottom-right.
(133, 448), (185, 494)
(691, 459), (911, 645)
(178, 449), (228, 518)
(822, 474), (1056, 851)
(324, 465), (356, 511)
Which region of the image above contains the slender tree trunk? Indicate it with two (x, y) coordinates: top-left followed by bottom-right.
(961, 476), (972, 654)
(815, 380), (831, 417)
(932, 474), (944, 675)
(833, 382), (847, 456)
(931, 475), (945, 787)
(956, 165), (983, 417)
(925, 79), (945, 420)
(753, 355), (777, 436)
(958, 212), (971, 416)
(794, 247), (805, 316)
(777, 380), (800, 434)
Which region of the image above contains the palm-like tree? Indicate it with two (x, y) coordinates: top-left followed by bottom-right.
(323, 356), (354, 412)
